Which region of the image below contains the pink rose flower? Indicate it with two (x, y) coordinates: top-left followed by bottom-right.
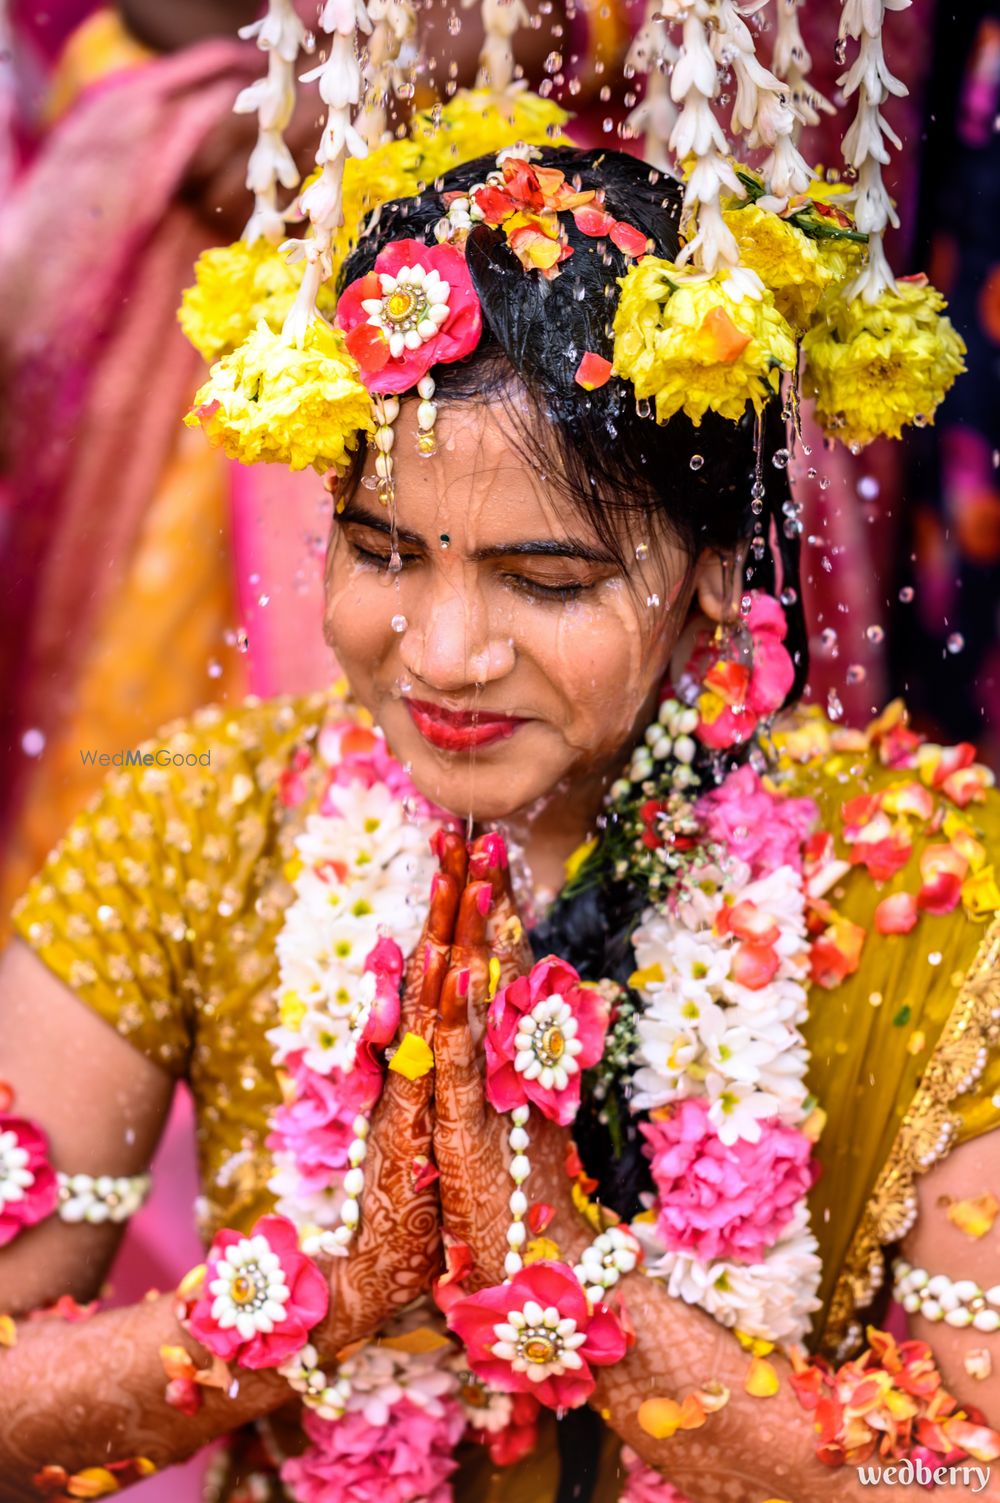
(267, 1055), (378, 1194)
(187, 1213), (329, 1369)
(336, 239), (482, 395)
(621, 1447), (693, 1503)
(357, 936), (404, 1054)
(641, 1098), (816, 1265)
(695, 764), (818, 878)
(692, 591), (796, 750)
(446, 1261), (627, 1410)
(282, 1396), (465, 1503)
(485, 956), (609, 1127)
(0, 1113), (59, 1248)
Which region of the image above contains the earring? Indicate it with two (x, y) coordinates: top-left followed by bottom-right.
(678, 591), (795, 751)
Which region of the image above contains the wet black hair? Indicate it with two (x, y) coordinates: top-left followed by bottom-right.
(338, 144), (808, 698)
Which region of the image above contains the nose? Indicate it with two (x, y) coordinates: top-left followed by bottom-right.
(397, 573), (515, 692)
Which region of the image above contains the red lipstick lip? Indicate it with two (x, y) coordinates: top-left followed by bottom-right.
(405, 699), (526, 752)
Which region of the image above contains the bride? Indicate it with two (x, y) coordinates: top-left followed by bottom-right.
(1, 134), (998, 1503)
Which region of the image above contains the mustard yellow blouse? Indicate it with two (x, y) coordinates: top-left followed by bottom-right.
(9, 690), (1000, 1492)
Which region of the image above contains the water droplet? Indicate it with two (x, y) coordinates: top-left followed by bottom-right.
(846, 663), (866, 684)
(207, 659), (223, 679)
(236, 629), (250, 653)
(750, 479), (766, 501)
(646, 593), (661, 608)
(439, 534), (450, 549)
(913, 412), (929, 428)
(21, 727), (45, 757)
(898, 585), (914, 603)
(771, 448), (790, 469)
(361, 474), (379, 490)
(857, 476), (879, 500)
(689, 454), (704, 471)
(635, 542), (649, 561)
(248, 572), (261, 587)
(635, 397), (651, 419)
(818, 475), (831, 491)
(820, 627), (838, 650)
(779, 587), (798, 607)
(447, 12), (461, 31)
(865, 624), (885, 644)
(928, 950), (942, 967)
(391, 614), (407, 634)
(257, 593), (270, 608)
(827, 688), (844, 720)
(947, 632), (965, 654)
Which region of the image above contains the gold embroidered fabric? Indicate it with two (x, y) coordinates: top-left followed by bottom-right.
(8, 692), (1000, 1490)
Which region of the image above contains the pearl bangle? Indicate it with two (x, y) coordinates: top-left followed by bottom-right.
(893, 1258), (1000, 1332)
(57, 1170), (151, 1224)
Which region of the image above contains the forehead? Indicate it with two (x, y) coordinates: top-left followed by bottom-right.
(361, 399), (595, 547)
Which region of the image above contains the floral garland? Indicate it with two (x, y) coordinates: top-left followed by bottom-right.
(264, 718), (447, 1252)
(171, 620), (1000, 1497)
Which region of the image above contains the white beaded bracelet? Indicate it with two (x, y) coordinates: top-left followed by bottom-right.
(893, 1258), (1000, 1332)
(57, 1170), (152, 1224)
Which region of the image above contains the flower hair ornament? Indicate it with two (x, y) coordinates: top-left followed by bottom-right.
(179, 0), (966, 491)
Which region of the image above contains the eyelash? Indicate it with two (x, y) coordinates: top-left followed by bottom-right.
(348, 542), (590, 602)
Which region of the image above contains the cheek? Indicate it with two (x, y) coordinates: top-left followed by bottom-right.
(530, 587), (676, 745)
(323, 553), (397, 677)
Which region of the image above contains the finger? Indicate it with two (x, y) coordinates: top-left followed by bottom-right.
(436, 963), (486, 1134)
(433, 828), (468, 891)
(450, 881), (492, 1034)
(468, 835), (533, 984)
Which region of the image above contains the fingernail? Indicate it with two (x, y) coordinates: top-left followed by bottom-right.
(475, 883), (492, 917)
(457, 968), (470, 997)
(430, 872), (442, 902)
(484, 832), (508, 869)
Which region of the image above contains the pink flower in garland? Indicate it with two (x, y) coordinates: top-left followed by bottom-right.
(336, 239), (482, 395)
(187, 1213), (328, 1369)
(485, 956), (609, 1127)
(446, 1261), (627, 1410)
(267, 1055), (378, 1195)
(355, 936), (403, 1056)
(282, 1396), (465, 1503)
(0, 1113), (59, 1247)
(695, 764), (818, 879)
(640, 1098), (816, 1265)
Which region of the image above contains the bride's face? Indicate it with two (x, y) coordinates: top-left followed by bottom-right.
(324, 401), (694, 822)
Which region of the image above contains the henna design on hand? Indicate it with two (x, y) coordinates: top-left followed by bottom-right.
(313, 833), (468, 1357)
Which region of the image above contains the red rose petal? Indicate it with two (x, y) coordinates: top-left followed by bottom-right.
(344, 322), (390, 375)
(875, 892), (919, 934)
(609, 220), (650, 257)
(573, 204), (617, 237)
(575, 352), (613, 390)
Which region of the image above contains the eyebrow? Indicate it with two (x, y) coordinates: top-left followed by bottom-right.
(339, 503), (617, 566)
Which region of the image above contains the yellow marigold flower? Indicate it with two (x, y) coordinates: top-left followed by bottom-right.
(184, 320), (373, 475)
(613, 260), (796, 425)
(802, 278), (967, 448)
(326, 90), (570, 286)
(415, 88), (571, 179)
(179, 239), (339, 363)
(722, 204), (862, 333)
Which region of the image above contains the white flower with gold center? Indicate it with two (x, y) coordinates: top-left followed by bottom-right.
(361, 264), (451, 358)
(209, 1234), (291, 1340)
(513, 996), (583, 1092)
(490, 1301), (586, 1381)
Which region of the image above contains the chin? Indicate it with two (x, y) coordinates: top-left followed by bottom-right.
(380, 707), (555, 821)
